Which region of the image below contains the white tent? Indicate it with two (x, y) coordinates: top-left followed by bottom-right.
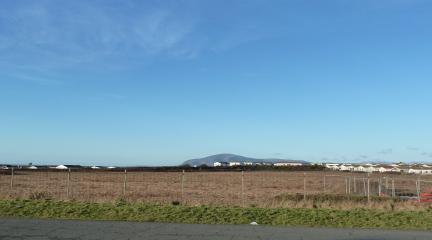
(55, 165), (68, 170)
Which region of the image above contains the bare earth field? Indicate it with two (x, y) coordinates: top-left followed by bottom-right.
(1, 170), (432, 210)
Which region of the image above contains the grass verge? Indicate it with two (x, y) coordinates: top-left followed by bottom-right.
(1, 199), (432, 230)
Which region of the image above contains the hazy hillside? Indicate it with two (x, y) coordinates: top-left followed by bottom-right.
(182, 153), (309, 167)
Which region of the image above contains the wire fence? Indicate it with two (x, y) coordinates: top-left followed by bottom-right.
(1, 169), (432, 206)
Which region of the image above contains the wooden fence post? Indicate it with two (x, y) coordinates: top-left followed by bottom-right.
(303, 172), (306, 201)
(348, 177), (351, 195)
(345, 177), (348, 195)
(241, 171), (245, 207)
(181, 170), (185, 203)
(367, 177), (370, 203)
(10, 167), (14, 190)
(385, 177), (388, 189)
(378, 178), (381, 197)
(392, 178), (395, 197)
(323, 175), (326, 193)
(123, 169), (127, 198)
(353, 177), (356, 194)
(416, 178), (421, 202)
(363, 178), (366, 196)
(67, 169), (71, 198)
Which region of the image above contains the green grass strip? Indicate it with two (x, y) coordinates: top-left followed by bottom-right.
(1, 199), (432, 230)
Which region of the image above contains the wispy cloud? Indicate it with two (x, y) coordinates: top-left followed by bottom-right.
(0, 1), (277, 86)
(4, 69), (64, 86)
(10, 74), (62, 86)
(378, 148), (393, 155)
(0, 1), (200, 84)
(407, 146), (419, 151)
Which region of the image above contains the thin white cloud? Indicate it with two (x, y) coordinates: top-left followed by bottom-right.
(0, 1), (199, 78)
(407, 146), (419, 151)
(6, 73), (62, 86)
(378, 148), (393, 155)
(0, 1), (278, 85)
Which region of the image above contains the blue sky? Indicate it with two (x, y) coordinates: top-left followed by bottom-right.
(1, 0), (432, 166)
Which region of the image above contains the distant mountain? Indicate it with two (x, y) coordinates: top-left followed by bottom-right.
(182, 153), (309, 167)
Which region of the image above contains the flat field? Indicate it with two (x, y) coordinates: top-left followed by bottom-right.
(1, 170), (432, 210)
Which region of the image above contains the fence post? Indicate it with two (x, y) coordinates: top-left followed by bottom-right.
(10, 167), (14, 190)
(367, 177), (370, 203)
(323, 175), (326, 193)
(363, 178), (366, 196)
(385, 177), (388, 189)
(348, 177), (351, 195)
(392, 178), (395, 197)
(181, 170), (185, 203)
(416, 178), (421, 202)
(241, 171), (245, 207)
(303, 172), (306, 201)
(345, 177), (348, 195)
(353, 177), (356, 194)
(378, 178), (381, 197)
(67, 169), (71, 199)
(123, 169), (127, 198)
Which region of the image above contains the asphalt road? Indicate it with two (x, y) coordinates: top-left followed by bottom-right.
(1, 218), (432, 240)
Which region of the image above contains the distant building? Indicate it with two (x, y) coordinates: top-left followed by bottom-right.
(408, 167), (432, 175)
(323, 162), (432, 175)
(274, 162), (303, 167)
(261, 162), (273, 166)
(214, 162), (229, 167)
(377, 165), (393, 173)
(52, 165), (82, 170)
(353, 165), (365, 172)
(339, 164), (354, 171)
(229, 162), (241, 167)
(325, 163), (340, 170)
(53, 165), (68, 170)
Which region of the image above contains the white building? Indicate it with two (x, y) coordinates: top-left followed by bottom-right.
(54, 165), (68, 170)
(408, 168), (432, 175)
(377, 166), (393, 173)
(214, 162), (229, 167)
(229, 162), (241, 167)
(339, 164), (354, 171)
(274, 162), (303, 167)
(325, 163), (340, 170)
(352, 165), (365, 172)
(364, 163), (378, 172)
